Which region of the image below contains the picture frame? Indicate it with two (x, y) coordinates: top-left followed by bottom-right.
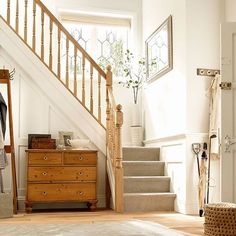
(145, 15), (173, 82)
(58, 131), (74, 147)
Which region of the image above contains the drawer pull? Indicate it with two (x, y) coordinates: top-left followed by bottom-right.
(79, 172), (83, 176)
(79, 157), (84, 161)
(43, 156), (48, 161)
(42, 191), (47, 196)
(42, 172), (47, 176)
(78, 191), (84, 195)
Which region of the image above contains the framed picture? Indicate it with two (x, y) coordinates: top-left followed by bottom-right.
(58, 131), (74, 147)
(145, 15), (173, 82)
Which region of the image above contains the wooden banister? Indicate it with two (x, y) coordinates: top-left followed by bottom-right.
(34, 0), (106, 78)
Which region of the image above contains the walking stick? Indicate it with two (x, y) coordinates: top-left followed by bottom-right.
(198, 143), (207, 217)
(207, 134), (217, 204)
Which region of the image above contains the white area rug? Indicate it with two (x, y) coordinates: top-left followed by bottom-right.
(0, 220), (184, 236)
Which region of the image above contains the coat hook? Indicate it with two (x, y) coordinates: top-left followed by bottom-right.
(9, 68), (16, 80)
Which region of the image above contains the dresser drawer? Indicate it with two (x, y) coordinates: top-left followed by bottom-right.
(28, 166), (96, 182)
(27, 183), (96, 201)
(28, 152), (62, 165)
(64, 152), (97, 165)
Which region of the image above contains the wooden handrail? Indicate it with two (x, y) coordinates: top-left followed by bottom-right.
(107, 87), (117, 111)
(34, 0), (106, 78)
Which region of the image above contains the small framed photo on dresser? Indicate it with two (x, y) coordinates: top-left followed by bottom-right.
(58, 131), (74, 147)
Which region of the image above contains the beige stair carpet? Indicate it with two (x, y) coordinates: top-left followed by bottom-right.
(123, 147), (176, 212)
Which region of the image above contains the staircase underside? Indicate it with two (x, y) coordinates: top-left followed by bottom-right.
(0, 17), (106, 154)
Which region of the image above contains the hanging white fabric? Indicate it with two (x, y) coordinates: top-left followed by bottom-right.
(207, 74), (221, 159)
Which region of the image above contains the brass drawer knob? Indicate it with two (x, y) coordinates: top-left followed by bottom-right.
(42, 191), (47, 196)
(43, 156), (48, 160)
(79, 157), (84, 161)
(42, 172), (47, 176)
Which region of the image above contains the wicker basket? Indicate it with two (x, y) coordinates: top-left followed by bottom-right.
(204, 203), (236, 236)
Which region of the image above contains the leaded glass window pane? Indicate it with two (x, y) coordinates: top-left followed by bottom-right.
(63, 22), (129, 77)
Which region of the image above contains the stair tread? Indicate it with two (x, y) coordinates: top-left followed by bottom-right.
(124, 192), (176, 196)
(123, 147), (160, 150)
(123, 161), (164, 163)
(124, 176), (170, 179)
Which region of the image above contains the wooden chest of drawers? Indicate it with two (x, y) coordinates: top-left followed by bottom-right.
(25, 149), (97, 213)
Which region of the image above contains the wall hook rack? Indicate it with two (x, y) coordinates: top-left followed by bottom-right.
(197, 68), (220, 77)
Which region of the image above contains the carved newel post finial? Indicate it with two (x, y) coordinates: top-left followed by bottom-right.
(106, 65), (112, 71)
(106, 65), (112, 88)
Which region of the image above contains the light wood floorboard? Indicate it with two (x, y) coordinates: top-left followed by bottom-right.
(0, 210), (204, 236)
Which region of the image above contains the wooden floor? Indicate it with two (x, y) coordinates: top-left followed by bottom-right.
(0, 210), (204, 236)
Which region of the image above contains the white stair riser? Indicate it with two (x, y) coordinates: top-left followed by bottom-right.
(123, 162), (165, 176)
(124, 194), (175, 212)
(124, 178), (170, 193)
(123, 148), (160, 161)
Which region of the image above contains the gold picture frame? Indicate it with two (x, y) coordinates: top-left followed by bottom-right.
(145, 15), (173, 83)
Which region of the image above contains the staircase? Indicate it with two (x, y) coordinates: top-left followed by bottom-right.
(0, 0), (176, 213)
(123, 147), (176, 212)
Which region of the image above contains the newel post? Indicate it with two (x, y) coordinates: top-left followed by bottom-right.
(115, 104), (124, 212)
(115, 104), (123, 169)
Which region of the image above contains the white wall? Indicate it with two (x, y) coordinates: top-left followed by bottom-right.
(185, 0), (224, 210)
(143, 0), (224, 214)
(142, 0), (186, 141)
(225, 0), (236, 22)
(186, 0), (224, 133)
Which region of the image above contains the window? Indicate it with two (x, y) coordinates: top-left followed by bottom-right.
(62, 14), (130, 77)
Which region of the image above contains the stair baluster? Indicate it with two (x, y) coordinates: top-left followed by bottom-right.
(7, 0), (10, 24)
(82, 55), (85, 105)
(41, 10), (44, 61)
(57, 29), (61, 79)
(66, 37), (69, 88)
(24, 0), (28, 42)
(74, 45), (77, 96)
(90, 64), (93, 114)
(49, 19), (53, 70)
(98, 74), (101, 123)
(15, 0), (19, 34)
(32, 1), (36, 51)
